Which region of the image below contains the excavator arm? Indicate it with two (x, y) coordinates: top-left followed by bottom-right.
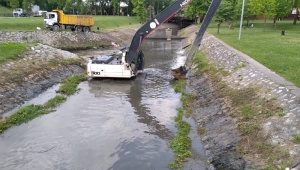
(125, 0), (222, 66)
(125, 0), (194, 64)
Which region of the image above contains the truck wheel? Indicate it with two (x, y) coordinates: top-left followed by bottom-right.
(83, 27), (90, 32)
(76, 26), (82, 32)
(53, 25), (60, 32)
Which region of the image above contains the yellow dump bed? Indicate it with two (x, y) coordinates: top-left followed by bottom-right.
(53, 10), (94, 27)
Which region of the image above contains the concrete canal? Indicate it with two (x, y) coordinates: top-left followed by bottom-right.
(0, 39), (207, 170)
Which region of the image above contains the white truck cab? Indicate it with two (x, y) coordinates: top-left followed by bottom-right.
(13, 8), (23, 17)
(44, 12), (58, 30)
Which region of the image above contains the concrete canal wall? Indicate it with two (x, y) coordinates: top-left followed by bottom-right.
(181, 25), (300, 169)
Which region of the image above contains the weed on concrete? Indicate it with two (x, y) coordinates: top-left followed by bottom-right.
(293, 134), (300, 144)
(44, 95), (67, 108)
(172, 80), (194, 116)
(169, 80), (193, 169)
(57, 74), (87, 95)
(169, 107), (192, 169)
(0, 104), (53, 134)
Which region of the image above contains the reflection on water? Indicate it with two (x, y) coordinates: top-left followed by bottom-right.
(0, 40), (206, 170)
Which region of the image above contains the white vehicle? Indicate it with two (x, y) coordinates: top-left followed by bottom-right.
(34, 10), (47, 17)
(87, 52), (144, 78)
(32, 5), (39, 13)
(13, 8), (23, 17)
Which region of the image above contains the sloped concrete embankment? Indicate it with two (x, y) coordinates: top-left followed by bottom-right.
(0, 44), (84, 114)
(198, 34), (300, 167)
(0, 28), (139, 50)
(181, 24), (300, 168)
(179, 25), (247, 169)
(187, 72), (246, 169)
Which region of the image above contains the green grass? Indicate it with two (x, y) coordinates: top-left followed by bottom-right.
(0, 104), (53, 133)
(172, 79), (194, 116)
(43, 95), (66, 108)
(57, 74), (88, 95)
(207, 20), (300, 87)
(293, 134), (300, 144)
(0, 42), (34, 64)
(0, 15), (140, 31)
(170, 80), (194, 169)
(169, 107), (192, 169)
(172, 79), (186, 93)
(92, 16), (140, 31)
(0, 5), (11, 14)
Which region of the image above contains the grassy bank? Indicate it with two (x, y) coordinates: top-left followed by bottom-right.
(207, 20), (300, 87)
(0, 15), (139, 31)
(0, 73), (87, 134)
(169, 80), (194, 169)
(192, 50), (296, 169)
(0, 42), (35, 64)
(0, 5), (11, 14)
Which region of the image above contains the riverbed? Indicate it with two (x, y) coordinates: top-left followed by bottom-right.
(0, 39), (207, 170)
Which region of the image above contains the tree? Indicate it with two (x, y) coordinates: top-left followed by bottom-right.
(131, 0), (147, 22)
(47, 0), (66, 9)
(292, 0), (299, 24)
(185, 0), (211, 23)
(215, 0), (236, 34)
(249, 0), (276, 31)
(74, 0), (82, 13)
(64, 0), (74, 13)
(111, 0), (120, 15)
(273, 0), (292, 27)
(0, 0), (9, 7)
(33, 0), (48, 11)
(22, 0), (34, 11)
(9, 0), (19, 9)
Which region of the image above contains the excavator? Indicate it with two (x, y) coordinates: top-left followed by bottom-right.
(87, 0), (222, 78)
(87, 1), (300, 169)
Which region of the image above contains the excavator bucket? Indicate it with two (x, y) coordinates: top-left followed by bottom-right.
(171, 0), (222, 79)
(171, 66), (188, 79)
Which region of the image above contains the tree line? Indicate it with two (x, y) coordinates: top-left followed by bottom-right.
(1, 0), (299, 25)
(184, 0), (300, 27)
(0, 0), (173, 16)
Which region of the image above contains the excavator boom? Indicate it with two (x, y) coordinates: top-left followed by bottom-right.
(125, 0), (194, 64)
(125, 0), (222, 66)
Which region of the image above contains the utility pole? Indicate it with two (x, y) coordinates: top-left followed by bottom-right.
(238, 0), (245, 40)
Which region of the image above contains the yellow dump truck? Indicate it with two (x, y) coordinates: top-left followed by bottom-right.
(44, 10), (94, 32)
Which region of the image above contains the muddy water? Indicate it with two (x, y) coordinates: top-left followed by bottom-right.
(0, 40), (206, 170)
